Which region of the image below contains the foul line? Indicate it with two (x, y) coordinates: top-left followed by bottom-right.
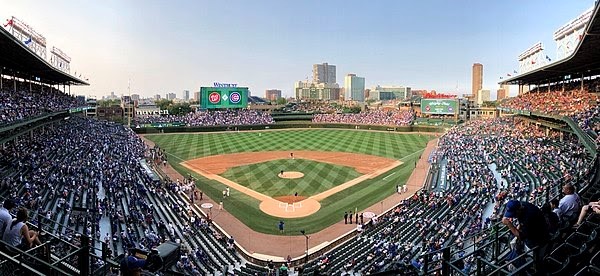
(399, 148), (426, 162)
(382, 172), (396, 181)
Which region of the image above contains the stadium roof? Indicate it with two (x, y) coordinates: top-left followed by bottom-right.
(500, 3), (600, 85)
(0, 26), (88, 86)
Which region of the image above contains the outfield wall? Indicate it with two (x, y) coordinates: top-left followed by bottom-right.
(133, 123), (447, 134)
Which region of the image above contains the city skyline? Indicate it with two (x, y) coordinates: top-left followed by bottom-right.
(1, 0), (594, 99)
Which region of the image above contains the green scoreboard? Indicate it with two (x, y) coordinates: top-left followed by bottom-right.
(420, 99), (458, 114)
(200, 87), (248, 109)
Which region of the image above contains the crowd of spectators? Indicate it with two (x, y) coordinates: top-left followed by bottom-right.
(307, 116), (594, 275)
(572, 105), (600, 145)
(283, 101), (343, 113)
(499, 89), (599, 117)
(135, 109), (274, 127)
(0, 116), (236, 274)
(0, 78), (84, 127)
(0, 85), (597, 274)
(312, 109), (414, 126)
(499, 84), (600, 147)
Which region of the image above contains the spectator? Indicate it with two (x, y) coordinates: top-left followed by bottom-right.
(502, 200), (550, 273)
(0, 198), (15, 234)
(558, 184), (581, 224)
(3, 208), (41, 249)
(573, 200), (600, 228)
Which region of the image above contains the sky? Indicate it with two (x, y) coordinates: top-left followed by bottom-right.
(1, 0), (595, 99)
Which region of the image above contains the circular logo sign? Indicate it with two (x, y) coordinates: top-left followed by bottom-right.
(230, 92), (241, 104)
(448, 107), (453, 112)
(425, 105), (431, 111)
(209, 92), (221, 104)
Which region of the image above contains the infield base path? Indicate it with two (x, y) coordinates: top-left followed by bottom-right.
(181, 151), (401, 218)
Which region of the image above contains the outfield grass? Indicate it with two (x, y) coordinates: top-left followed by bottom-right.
(220, 159), (362, 197)
(146, 129), (432, 235)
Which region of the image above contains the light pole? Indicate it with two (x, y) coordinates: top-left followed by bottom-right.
(300, 230), (309, 264)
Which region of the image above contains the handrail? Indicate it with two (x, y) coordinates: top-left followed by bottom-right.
(0, 239), (72, 275)
(562, 116), (598, 157)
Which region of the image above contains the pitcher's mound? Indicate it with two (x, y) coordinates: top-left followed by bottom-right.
(279, 171), (304, 179)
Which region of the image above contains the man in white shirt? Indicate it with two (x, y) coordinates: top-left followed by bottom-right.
(559, 184), (581, 224)
(0, 199), (16, 235)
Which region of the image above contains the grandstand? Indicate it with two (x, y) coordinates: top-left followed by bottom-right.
(1, 3), (600, 276)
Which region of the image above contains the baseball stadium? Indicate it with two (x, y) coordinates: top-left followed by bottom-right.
(1, 2), (600, 276)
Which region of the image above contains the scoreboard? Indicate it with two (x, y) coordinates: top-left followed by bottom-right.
(420, 99), (458, 115)
(200, 87), (248, 109)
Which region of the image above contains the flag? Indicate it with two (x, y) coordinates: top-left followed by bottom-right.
(513, 70), (517, 74)
(546, 55), (551, 62)
(531, 60), (536, 64)
(507, 74), (512, 77)
(500, 77), (503, 79)
(3, 19), (13, 27)
(578, 34), (583, 41)
(24, 37), (32, 45)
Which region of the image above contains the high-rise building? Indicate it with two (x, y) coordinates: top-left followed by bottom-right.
(368, 85), (411, 101)
(496, 88), (507, 100)
(131, 94), (140, 102)
(472, 63), (483, 100)
(193, 91), (200, 102)
(182, 90), (190, 101)
(477, 89), (490, 105)
(265, 89), (282, 101)
(344, 74), (366, 102)
(154, 94), (161, 101)
(295, 82), (340, 100)
(166, 92), (176, 100)
(313, 63), (336, 84)
(501, 84), (510, 97)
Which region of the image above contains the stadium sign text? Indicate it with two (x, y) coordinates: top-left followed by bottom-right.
(213, 82), (237, 88)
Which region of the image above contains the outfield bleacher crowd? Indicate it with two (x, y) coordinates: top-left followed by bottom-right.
(135, 109), (274, 127)
(0, 79), (84, 127)
(284, 101), (344, 113)
(312, 110), (415, 126)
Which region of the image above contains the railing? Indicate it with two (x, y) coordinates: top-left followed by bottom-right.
(563, 116), (598, 157)
(421, 223), (513, 275)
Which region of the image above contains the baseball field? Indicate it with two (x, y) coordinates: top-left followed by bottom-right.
(145, 129), (432, 235)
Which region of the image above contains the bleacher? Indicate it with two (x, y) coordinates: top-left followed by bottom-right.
(0, 116), (260, 275)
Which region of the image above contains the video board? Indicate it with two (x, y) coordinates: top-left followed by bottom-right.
(420, 99), (458, 114)
(200, 87), (248, 109)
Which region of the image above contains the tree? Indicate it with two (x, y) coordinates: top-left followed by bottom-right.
(154, 99), (173, 110)
(168, 103), (193, 116)
(98, 99), (121, 107)
(276, 97), (287, 105)
(482, 101), (498, 107)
